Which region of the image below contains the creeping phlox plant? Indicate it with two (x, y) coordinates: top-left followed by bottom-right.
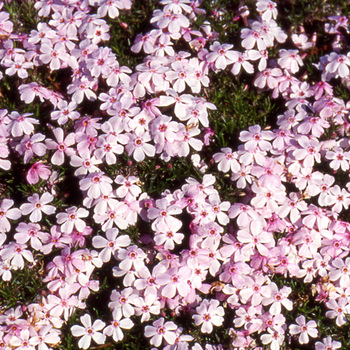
(1, 0), (350, 349)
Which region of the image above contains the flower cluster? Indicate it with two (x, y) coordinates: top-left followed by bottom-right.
(1, 0), (350, 349)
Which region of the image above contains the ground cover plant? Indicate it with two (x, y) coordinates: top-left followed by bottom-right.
(2, 0), (350, 349)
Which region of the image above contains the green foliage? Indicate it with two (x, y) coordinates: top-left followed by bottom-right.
(208, 75), (280, 149)
(4, 0), (38, 34)
(0, 260), (44, 309)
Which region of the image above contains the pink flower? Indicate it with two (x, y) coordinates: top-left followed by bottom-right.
(0, 242), (34, 269)
(26, 162), (51, 185)
(0, 199), (21, 233)
(291, 33), (313, 50)
(289, 315), (318, 344)
(315, 336), (341, 350)
(325, 297), (349, 326)
(71, 314), (106, 349)
(261, 326), (285, 350)
(193, 299), (224, 333)
(144, 317), (177, 347)
(154, 217), (184, 250)
(9, 329), (36, 350)
(45, 128), (75, 165)
(278, 49), (303, 73)
(262, 283), (293, 315)
(7, 111), (38, 137)
(67, 76), (97, 104)
(15, 133), (46, 163)
(257, 0), (278, 21)
(125, 129), (155, 162)
(103, 308), (134, 342)
(206, 41), (238, 70)
(51, 100), (80, 125)
(79, 172), (113, 199)
(47, 286), (79, 321)
(40, 42), (69, 71)
(239, 124), (274, 152)
(154, 10), (190, 34)
(3, 54), (33, 79)
(254, 68), (282, 89)
(30, 325), (61, 350)
(56, 206), (89, 234)
(92, 228), (131, 263)
(213, 148), (240, 173)
(14, 222), (49, 251)
(20, 192), (56, 222)
(115, 175), (142, 199)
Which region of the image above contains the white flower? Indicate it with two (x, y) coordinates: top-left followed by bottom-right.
(79, 172), (113, 199)
(0, 199), (21, 233)
(103, 308), (134, 342)
(144, 317), (177, 347)
(56, 206), (89, 234)
(289, 315), (318, 344)
(20, 192), (55, 222)
(71, 314), (106, 349)
(193, 299), (224, 333)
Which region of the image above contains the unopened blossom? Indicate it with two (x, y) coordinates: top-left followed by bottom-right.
(71, 314), (106, 349)
(289, 315), (318, 344)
